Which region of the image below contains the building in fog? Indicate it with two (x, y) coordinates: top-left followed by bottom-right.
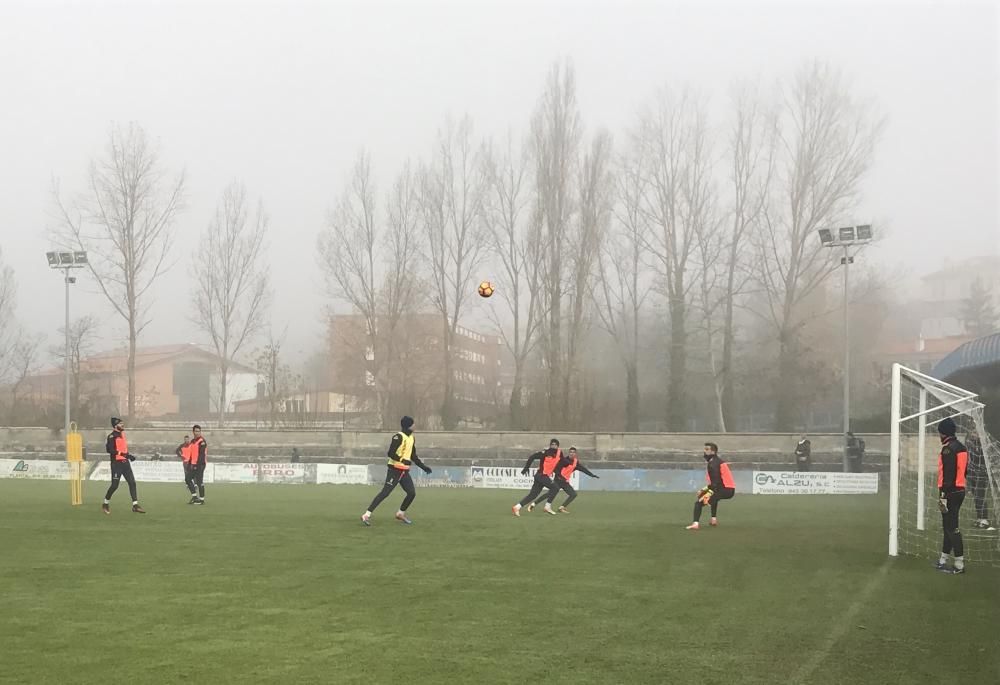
(328, 313), (504, 427)
(916, 256), (1000, 339)
(19, 343), (257, 420)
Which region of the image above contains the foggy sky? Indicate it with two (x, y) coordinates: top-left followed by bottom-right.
(1, 0), (997, 369)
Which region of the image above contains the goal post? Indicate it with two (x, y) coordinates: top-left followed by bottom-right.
(889, 363), (1000, 566)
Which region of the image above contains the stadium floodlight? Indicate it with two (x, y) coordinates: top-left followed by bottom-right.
(818, 225), (875, 472)
(45, 249), (87, 437)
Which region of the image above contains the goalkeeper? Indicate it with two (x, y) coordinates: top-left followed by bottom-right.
(936, 418), (968, 574)
(686, 442), (735, 530)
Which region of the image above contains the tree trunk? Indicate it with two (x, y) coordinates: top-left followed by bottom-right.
(667, 295), (687, 431)
(440, 323), (458, 430)
(773, 328), (797, 431)
(547, 284), (563, 429)
(720, 270), (737, 430)
(218, 361), (228, 428)
(127, 317), (136, 421)
(625, 362), (639, 432)
(509, 362), (526, 430)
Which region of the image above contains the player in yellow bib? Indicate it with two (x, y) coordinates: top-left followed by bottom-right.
(362, 416), (432, 525)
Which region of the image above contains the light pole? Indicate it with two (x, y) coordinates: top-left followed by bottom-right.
(46, 251), (87, 436)
(818, 225), (872, 472)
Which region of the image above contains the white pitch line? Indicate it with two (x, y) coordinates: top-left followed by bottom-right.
(790, 559), (891, 685)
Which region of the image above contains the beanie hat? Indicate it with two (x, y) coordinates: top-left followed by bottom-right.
(400, 416), (414, 430)
(938, 417), (956, 437)
(111, 417), (121, 428)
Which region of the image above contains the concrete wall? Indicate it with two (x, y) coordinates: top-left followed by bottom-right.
(0, 427), (889, 471)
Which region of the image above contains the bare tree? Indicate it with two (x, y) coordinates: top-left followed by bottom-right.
(637, 87), (712, 431)
(381, 162), (425, 422)
(7, 334), (43, 424)
(565, 129), (614, 427)
(483, 132), (544, 429)
(715, 83), (776, 430)
(318, 152), (384, 422)
(532, 60), (582, 429)
(52, 122), (185, 421)
(593, 146), (652, 431)
(254, 329), (294, 429)
(757, 62), (883, 430)
(418, 115), (489, 429)
(192, 181), (270, 426)
(0, 248), (17, 383)
(50, 315), (100, 422)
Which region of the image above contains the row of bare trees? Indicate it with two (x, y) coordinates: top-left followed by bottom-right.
(320, 59), (883, 432)
(48, 124), (272, 426)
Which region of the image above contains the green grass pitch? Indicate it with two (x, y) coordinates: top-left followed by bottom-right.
(1, 480), (997, 684)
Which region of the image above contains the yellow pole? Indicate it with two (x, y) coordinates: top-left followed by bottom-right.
(67, 422), (83, 506)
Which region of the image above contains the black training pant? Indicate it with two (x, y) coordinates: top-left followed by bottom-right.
(533, 478), (577, 507)
(941, 491), (965, 557)
(367, 467), (416, 512)
(967, 473), (989, 521)
(519, 473), (557, 507)
(192, 463), (206, 498)
(105, 460), (138, 502)
(184, 463), (197, 495)
(693, 487), (735, 522)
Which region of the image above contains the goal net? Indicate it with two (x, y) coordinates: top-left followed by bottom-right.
(889, 364), (1000, 566)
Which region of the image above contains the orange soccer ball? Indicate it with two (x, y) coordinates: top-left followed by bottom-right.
(477, 280), (495, 298)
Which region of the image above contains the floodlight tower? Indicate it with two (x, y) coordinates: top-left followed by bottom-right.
(817, 225), (873, 472)
(46, 251), (88, 435)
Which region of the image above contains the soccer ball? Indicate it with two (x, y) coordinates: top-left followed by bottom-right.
(477, 281), (495, 298)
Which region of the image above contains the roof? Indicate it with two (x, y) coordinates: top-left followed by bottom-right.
(35, 343), (257, 377)
(932, 331), (1000, 383)
(922, 256), (1000, 283)
(879, 336), (973, 357)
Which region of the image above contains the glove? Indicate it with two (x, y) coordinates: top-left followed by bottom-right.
(126, 453), (136, 462)
(422, 466), (432, 475)
(699, 487), (713, 505)
(938, 492), (948, 513)
(593, 474), (600, 479)
(520, 467), (530, 476)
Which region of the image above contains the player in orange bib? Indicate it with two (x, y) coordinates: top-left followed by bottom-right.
(686, 442), (735, 530)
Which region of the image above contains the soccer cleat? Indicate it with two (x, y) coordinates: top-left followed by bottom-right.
(512, 504), (521, 517)
(950, 566), (966, 574)
(188, 496), (199, 505)
(132, 504), (146, 514)
(709, 517), (718, 527)
(934, 561), (950, 572)
(526, 503), (535, 513)
(361, 513), (371, 527)
(685, 522), (700, 530)
(101, 503), (110, 515)
(196, 498), (205, 505)
(558, 506), (569, 514)
(543, 504), (557, 516)
(395, 512), (412, 525)
(974, 520), (996, 531)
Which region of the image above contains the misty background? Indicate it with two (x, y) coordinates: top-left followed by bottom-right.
(0, 0), (997, 432)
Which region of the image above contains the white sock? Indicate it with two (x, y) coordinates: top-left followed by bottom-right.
(955, 556), (965, 570)
(132, 501), (138, 506)
(514, 503), (521, 510)
(397, 510), (405, 516)
(939, 553), (949, 565)
(103, 498), (109, 505)
(363, 510), (371, 517)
